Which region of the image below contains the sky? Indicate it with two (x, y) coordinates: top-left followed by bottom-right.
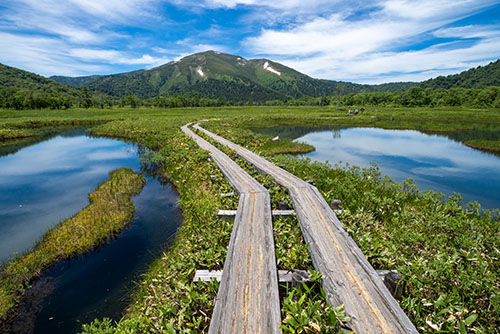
(0, 0), (499, 84)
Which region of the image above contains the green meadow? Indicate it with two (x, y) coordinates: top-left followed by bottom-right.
(0, 106), (499, 333)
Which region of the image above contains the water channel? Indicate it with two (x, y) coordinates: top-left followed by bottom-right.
(0, 129), (181, 333)
(254, 126), (500, 210)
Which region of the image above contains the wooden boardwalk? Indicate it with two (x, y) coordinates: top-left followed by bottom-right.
(193, 123), (418, 334)
(181, 123), (281, 334)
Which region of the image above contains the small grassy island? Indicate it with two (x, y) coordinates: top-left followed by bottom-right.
(0, 106), (499, 333)
(0, 168), (145, 321)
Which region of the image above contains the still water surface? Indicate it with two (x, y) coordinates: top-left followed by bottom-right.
(0, 129), (139, 264)
(254, 126), (500, 210)
(0, 129), (181, 333)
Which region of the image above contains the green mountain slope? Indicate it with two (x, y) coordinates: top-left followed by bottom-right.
(0, 63), (81, 96)
(0, 63), (87, 108)
(420, 60), (500, 89)
(50, 51), (414, 101)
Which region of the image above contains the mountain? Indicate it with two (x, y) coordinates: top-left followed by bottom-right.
(4, 51), (499, 107)
(420, 60), (500, 89)
(51, 51), (414, 101)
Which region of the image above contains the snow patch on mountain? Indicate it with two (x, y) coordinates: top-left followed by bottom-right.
(196, 66), (205, 77)
(263, 61), (280, 76)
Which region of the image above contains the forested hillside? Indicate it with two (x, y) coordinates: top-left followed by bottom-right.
(0, 63), (107, 109)
(420, 60), (500, 89)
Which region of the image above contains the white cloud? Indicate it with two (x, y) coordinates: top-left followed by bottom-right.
(1, 0), (498, 82)
(0, 33), (170, 76)
(168, 0), (350, 12)
(0, 32), (107, 76)
(14, 0), (156, 24)
(433, 24), (500, 38)
(69, 48), (171, 66)
(277, 34), (500, 83)
(0, 0), (173, 75)
(244, 0), (500, 83)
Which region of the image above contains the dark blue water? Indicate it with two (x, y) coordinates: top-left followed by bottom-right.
(0, 130), (182, 333)
(254, 126), (500, 210)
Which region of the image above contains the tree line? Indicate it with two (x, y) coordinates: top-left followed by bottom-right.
(1, 85), (500, 109)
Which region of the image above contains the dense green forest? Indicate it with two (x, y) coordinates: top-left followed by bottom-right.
(288, 86), (500, 108)
(2, 85), (499, 110)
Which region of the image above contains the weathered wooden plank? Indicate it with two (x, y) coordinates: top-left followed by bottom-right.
(181, 123), (281, 334)
(218, 209), (296, 217)
(194, 269), (310, 283)
(218, 209), (342, 217)
(194, 123), (418, 334)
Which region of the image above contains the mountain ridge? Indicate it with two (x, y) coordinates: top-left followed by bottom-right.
(50, 51), (415, 101)
(2, 51), (498, 106)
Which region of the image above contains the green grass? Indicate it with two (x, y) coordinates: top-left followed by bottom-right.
(0, 106), (498, 333)
(0, 128), (36, 140)
(465, 139), (500, 151)
(0, 168), (145, 321)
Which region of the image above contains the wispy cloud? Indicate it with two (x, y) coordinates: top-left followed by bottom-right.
(0, 0), (170, 75)
(167, 0), (350, 12)
(243, 0), (500, 82)
(0, 32), (108, 76)
(0, 0), (498, 81)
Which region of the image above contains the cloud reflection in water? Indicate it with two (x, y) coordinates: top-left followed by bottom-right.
(297, 127), (500, 209)
(0, 134), (140, 264)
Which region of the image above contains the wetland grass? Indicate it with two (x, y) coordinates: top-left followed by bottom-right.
(0, 106), (498, 333)
(465, 139), (500, 152)
(0, 128), (36, 141)
(0, 168), (145, 321)
(201, 118), (500, 333)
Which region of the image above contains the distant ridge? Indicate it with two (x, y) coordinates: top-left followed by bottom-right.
(50, 51), (415, 101)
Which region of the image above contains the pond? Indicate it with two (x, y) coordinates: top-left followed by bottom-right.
(0, 129), (181, 333)
(254, 126), (500, 210)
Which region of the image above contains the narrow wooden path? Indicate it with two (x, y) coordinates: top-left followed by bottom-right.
(193, 123), (418, 334)
(181, 123), (281, 334)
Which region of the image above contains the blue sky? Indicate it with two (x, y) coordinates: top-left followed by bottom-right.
(0, 0), (499, 83)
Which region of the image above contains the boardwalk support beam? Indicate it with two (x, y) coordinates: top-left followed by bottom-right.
(194, 269), (406, 300)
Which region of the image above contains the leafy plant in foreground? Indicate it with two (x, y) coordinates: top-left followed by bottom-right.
(281, 270), (350, 333)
